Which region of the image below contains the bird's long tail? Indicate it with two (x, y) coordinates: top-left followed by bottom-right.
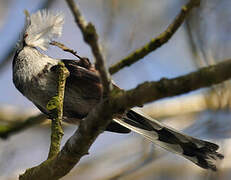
(113, 109), (224, 171)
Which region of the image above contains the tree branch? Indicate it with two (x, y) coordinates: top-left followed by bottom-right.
(46, 62), (70, 159)
(0, 114), (46, 139)
(116, 58), (231, 108)
(50, 41), (82, 59)
(66, 0), (112, 94)
(109, 0), (201, 74)
(19, 58), (231, 180)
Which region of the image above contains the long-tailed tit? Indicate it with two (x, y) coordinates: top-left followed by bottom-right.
(13, 10), (223, 171)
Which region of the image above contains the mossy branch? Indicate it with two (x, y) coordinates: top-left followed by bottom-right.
(109, 0), (201, 74)
(47, 62), (70, 159)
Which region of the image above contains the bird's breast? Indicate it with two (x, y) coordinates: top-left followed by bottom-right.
(13, 47), (59, 106)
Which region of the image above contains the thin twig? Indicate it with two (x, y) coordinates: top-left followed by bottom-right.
(50, 41), (83, 60)
(66, 0), (112, 94)
(19, 58), (231, 180)
(109, 0), (201, 74)
(47, 62), (70, 159)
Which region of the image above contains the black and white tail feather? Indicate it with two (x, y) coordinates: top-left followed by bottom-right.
(21, 10), (224, 171)
(114, 110), (224, 171)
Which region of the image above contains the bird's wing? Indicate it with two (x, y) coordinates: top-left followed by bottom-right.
(60, 59), (103, 100)
(61, 59), (101, 84)
(61, 59), (131, 133)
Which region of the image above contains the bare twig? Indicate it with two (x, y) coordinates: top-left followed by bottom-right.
(66, 0), (112, 94)
(47, 62), (69, 159)
(19, 58), (231, 180)
(109, 0), (201, 74)
(50, 41), (83, 60)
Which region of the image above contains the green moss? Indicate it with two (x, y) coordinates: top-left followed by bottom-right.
(46, 96), (60, 111)
(0, 125), (10, 132)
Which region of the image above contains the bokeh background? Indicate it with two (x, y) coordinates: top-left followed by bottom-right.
(1, 0), (231, 179)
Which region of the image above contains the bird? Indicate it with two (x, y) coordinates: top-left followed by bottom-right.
(12, 10), (224, 171)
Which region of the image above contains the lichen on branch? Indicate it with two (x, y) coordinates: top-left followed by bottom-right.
(47, 62), (69, 159)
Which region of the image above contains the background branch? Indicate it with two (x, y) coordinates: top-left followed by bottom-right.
(0, 114), (46, 139)
(109, 0), (200, 75)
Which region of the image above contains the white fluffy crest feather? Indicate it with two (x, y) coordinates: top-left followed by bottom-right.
(25, 10), (64, 50)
